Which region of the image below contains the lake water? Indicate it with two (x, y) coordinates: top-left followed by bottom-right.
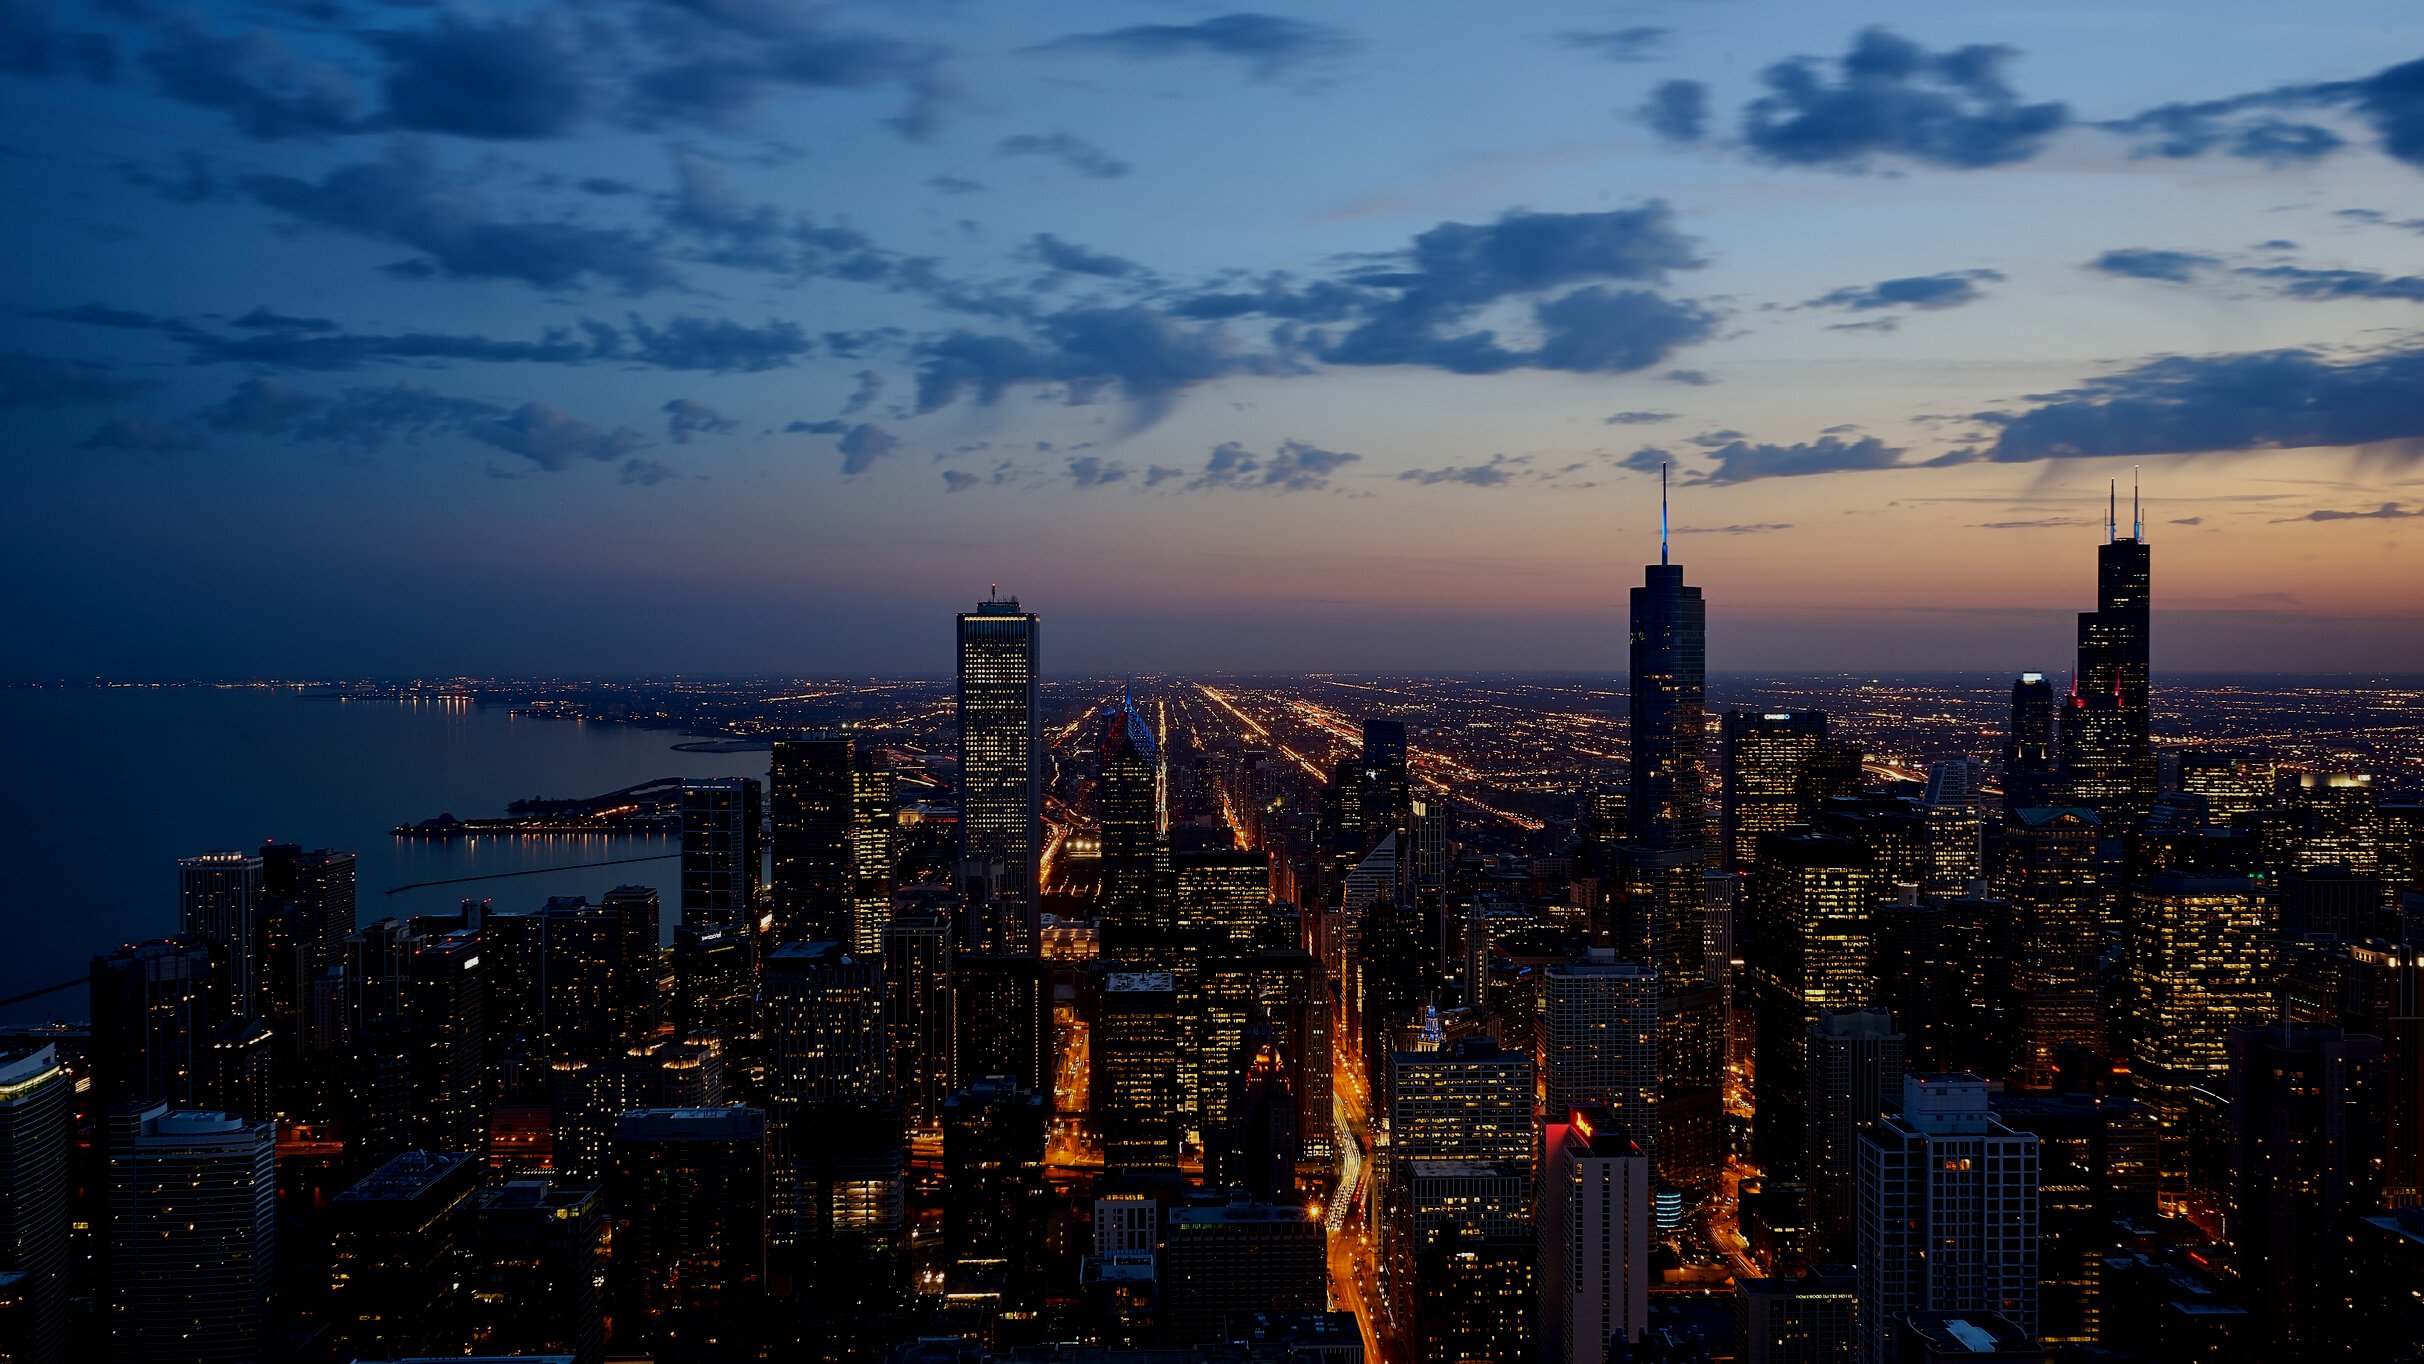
(0, 687), (770, 1022)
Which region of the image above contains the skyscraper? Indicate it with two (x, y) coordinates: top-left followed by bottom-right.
(883, 911), (954, 1130)
(770, 733), (854, 944)
(680, 777), (764, 920)
(0, 1047), (69, 1364)
(105, 1104), (276, 1363)
(1628, 471), (1707, 853)
(1920, 760), (1984, 895)
(2001, 674), (2056, 818)
(850, 749), (895, 954)
(2227, 1024), (2388, 1352)
(608, 1107), (770, 1353)
(326, 1149), (482, 1360)
(1093, 969), (1181, 1175)
(1542, 951), (1659, 1161)
(88, 937), (218, 1112)
(1721, 710), (1828, 873)
(1161, 1197), (1327, 1345)
(1854, 1075), (2040, 1364)
(2124, 872), (2274, 1122)
(2062, 484), (2154, 829)
(1359, 717), (1412, 844)
(178, 850), (263, 1021)
(469, 1180), (606, 1364)
(1803, 1009), (1903, 1258)
(1539, 1107), (1652, 1364)
(1746, 830), (1877, 1177)
(2002, 807), (2109, 1088)
(957, 593), (1042, 952)
(1097, 694), (1163, 948)
(763, 941), (891, 1113)
(257, 843), (357, 973)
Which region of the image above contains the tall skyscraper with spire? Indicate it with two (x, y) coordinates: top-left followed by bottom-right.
(2062, 476), (2154, 829)
(1629, 464), (1707, 852)
(957, 591), (1042, 953)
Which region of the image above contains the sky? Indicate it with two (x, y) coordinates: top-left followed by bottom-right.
(4, 0), (2424, 679)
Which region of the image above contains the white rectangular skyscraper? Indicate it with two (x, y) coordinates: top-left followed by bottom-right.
(1539, 1107), (1651, 1364)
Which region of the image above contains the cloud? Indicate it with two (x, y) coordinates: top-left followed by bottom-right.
(1974, 517), (2079, 530)
(2171, 516), (2204, 526)
(2090, 248), (2219, 283)
(0, 0), (113, 79)
(1030, 13), (1350, 80)
(471, 402), (642, 471)
(1664, 369), (1714, 386)
(1561, 27), (1668, 63)
(941, 469), (979, 492)
(0, 352), (155, 408)
(143, 20), (358, 139)
(663, 398), (736, 443)
(1185, 438), (1359, 493)
(1528, 287), (1718, 372)
(2280, 501), (2422, 521)
(1639, 80), (1709, 143)
(626, 6), (949, 139)
(76, 418), (203, 455)
(1650, 434), (1906, 484)
(29, 303), (159, 329)
(185, 376), (513, 449)
(1606, 410), (1677, 425)
(243, 142), (675, 293)
(1805, 269), (2001, 311)
(996, 132), (1129, 179)
(159, 311), (804, 373)
(914, 305), (1264, 415)
(232, 306), (336, 332)
(840, 369), (883, 416)
(626, 315), (812, 371)
(1713, 27), (2068, 169)
(929, 175), (986, 194)
(619, 458), (678, 486)
(1397, 453), (1528, 487)
(787, 418), (844, 435)
(1977, 343), (2424, 464)
(372, 12), (591, 140)
(836, 422), (897, 474)
(1681, 522), (1795, 535)
(1028, 233), (1143, 278)
(1066, 455), (1129, 487)
(201, 376), (323, 433)
(2238, 264), (2424, 302)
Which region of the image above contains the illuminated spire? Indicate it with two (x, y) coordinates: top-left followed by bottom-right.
(2133, 466), (2142, 540)
(1660, 460), (1670, 566)
(2107, 479), (2116, 544)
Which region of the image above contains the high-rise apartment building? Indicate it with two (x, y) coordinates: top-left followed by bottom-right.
(883, 911), (954, 1129)
(105, 1104), (276, 1363)
(1854, 1075), (2040, 1364)
(1747, 830), (1877, 1177)
(680, 777), (763, 920)
(850, 750), (895, 954)
(88, 937), (218, 1112)
(770, 734), (854, 944)
(1804, 1009), (1903, 1258)
(1542, 951), (1658, 1162)
(2227, 1024), (2388, 1352)
(0, 1047), (69, 1364)
(1539, 1107), (1652, 1364)
(957, 594), (1042, 952)
(178, 850), (263, 1021)
(608, 1107), (770, 1352)
(1721, 710), (1828, 873)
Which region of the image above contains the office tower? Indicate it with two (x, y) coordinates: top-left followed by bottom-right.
(1410, 797), (1450, 889)
(1628, 476), (1707, 853)
(1920, 761), (1984, 895)
(1804, 1010), (1903, 1258)
(1540, 1107), (1652, 1363)
(764, 941), (890, 1111)
(258, 843), (357, 969)
(2280, 863), (2386, 938)
(609, 1108), (769, 1352)
(1359, 717), (1412, 842)
(671, 915), (754, 1045)
(1171, 849), (1272, 948)
(958, 593), (1043, 951)
(953, 954), (1048, 1094)
(850, 749), (896, 954)
(1855, 1075), (2040, 1364)
(2124, 872), (2274, 1122)
(2178, 750), (2273, 827)
(334, 918), (485, 1163)
(770, 733), (854, 943)
(410, 927), (487, 1154)
(1098, 694), (1163, 947)
(1611, 845), (1725, 1194)
(1161, 1196), (1326, 1344)
(1722, 710), (1828, 873)
(88, 937), (218, 1111)
(485, 890), (661, 1068)
(2001, 807), (2108, 1088)
(1746, 830), (1876, 1177)
(105, 1104), (275, 1363)
(2061, 489), (2154, 830)
(883, 911), (954, 1129)
(178, 850), (263, 1020)
(1212, 1027), (1298, 1200)
(469, 1181), (606, 1364)
(1736, 1267), (1858, 1364)
(2002, 674), (2057, 817)
(1988, 1091), (2157, 1347)
(942, 1078), (1047, 1273)
(1095, 969), (1182, 1174)
(1542, 951), (1659, 1161)
(2227, 1024), (2388, 1352)
(680, 776), (763, 919)
(1256, 947), (1334, 1175)
(1389, 1037), (1535, 1164)
(0, 1048), (68, 1364)
(2287, 771), (2381, 872)
(327, 1150), (481, 1359)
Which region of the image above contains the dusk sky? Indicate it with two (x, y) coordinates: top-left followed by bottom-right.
(6, 0), (2424, 678)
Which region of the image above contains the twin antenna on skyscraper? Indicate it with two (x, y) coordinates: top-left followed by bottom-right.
(2107, 467), (2143, 543)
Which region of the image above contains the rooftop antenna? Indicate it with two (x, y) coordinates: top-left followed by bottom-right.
(2107, 479), (2116, 544)
(1660, 460), (1670, 566)
(2133, 466), (2142, 540)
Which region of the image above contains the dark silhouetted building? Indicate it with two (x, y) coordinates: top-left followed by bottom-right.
(0, 1046), (69, 1364)
(958, 595), (1043, 952)
(469, 1180), (605, 1364)
(2002, 675), (2056, 819)
(1629, 516), (1707, 853)
(178, 851), (262, 1021)
(105, 1104), (275, 1363)
(954, 954), (1048, 1094)
(771, 733), (854, 944)
(2001, 808), (2107, 1088)
(1095, 970), (1181, 1175)
(1747, 830), (1876, 1178)
(1098, 694), (1163, 948)
(680, 776), (763, 920)
(327, 1149), (482, 1359)
(609, 1107), (769, 1354)
(1161, 1196), (1325, 1345)
(1805, 1009), (1902, 1258)
(2226, 1024), (2387, 1353)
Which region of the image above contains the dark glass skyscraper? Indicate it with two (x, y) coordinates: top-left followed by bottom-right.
(770, 734), (853, 944)
(957, 594), (1042, 952)
(2002, 673), (2057, 816)
(1629, 511), (1706, 853)
(1096, 693), (1161, 948)
(2063, 486), (2154, 828)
